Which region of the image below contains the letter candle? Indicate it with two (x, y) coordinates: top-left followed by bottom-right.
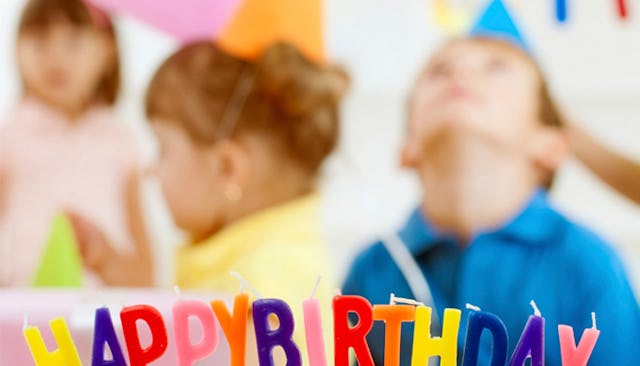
(558, 312), (600, 366)
(509, 301), (544, 366)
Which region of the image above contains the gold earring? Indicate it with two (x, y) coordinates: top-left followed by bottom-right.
(225, 184), (243, 202)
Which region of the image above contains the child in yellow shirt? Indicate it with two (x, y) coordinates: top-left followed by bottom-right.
(145, 41), (348, 362)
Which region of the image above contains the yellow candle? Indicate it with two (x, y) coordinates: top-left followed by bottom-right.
(23, 317), (82, 366)
(411, 306), (461, 366)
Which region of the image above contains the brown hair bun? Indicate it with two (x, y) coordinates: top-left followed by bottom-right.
(146, 41), (350, 176)
(252, 42), (349, 174)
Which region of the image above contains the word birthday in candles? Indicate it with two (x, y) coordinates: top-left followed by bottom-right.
(23, 295), (600, 366)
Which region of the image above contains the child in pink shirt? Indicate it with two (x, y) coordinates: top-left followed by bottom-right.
(0, 0), (152, 286)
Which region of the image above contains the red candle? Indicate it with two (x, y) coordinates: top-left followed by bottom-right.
(372, 305), (415, 366)
(333, 295), (374, 366)
(211, 294), (249, 366)
(120, 305), (169, 366)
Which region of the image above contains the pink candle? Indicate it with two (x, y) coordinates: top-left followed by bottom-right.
(173, 299), (219, 366)
(558, 313), (600, 366)
(303, 297), (327, 366)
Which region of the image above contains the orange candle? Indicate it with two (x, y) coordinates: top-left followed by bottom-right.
(373, 305), (415, 366)
(211, 293), (249, 366)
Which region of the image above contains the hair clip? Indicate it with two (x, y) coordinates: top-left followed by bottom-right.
(215, 68), (256, 141)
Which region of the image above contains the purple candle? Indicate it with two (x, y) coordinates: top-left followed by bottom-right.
(462, 305), (508, 366)
(252, 298), (302, 366)
(509, 301), (545, 366)
(92, 308), (127, 366)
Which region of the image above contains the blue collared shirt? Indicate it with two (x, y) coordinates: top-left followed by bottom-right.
(343, 190), (640, 366)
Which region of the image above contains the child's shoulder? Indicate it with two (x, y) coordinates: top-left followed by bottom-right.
(1, 100), (47, 132)
(549, 206), (630, 280)
(548, 203), (617, 255)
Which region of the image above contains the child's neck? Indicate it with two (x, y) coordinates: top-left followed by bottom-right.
(228, 169), (313, 223)
(28, 95), (92, 122)
(417, 138), (539, 244)
(190, 168), (314, 243)
(60, 101), (93, 122)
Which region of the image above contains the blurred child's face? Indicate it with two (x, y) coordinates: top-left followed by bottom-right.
(17, 18), (113, 113)
(404, 39), (544, 165)
(152, 121), (230, 239)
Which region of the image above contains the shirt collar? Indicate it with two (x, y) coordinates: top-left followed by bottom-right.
(399, 189), (562, 255)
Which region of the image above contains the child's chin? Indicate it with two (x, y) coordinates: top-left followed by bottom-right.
(422, 122), (499, 155)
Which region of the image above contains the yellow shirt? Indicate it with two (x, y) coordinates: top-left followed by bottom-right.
(176, 193), (334, 363)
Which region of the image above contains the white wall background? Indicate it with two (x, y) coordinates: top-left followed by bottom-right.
(1, 0), (638, 291)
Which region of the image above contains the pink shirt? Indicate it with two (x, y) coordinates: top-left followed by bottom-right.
(0, 100), (140, 286)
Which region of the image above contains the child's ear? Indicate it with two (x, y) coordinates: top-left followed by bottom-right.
(209, 140), (251, 188)
(530, 127), (569, 174)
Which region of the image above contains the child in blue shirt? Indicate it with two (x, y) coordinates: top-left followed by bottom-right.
(343, 37), (640, 366)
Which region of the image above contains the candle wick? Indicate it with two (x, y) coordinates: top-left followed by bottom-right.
(530, 300), (542, 317)
(174, 285), (182, 301)
(466, 303), (481, 312)
(591, 312), (597, 329)
(334, 288), (342, 296)
(230, 272), (263, 299)
(392, 296), (424, 307)
(390, 293), (396, 305)
(309, 276), (322, 299)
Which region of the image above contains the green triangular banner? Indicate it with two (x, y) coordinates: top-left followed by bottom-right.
(32, 214), (83, 287)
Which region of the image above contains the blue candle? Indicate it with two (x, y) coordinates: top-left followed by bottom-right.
(462, 305), (508, 366)
(252, 299), (302, 366)
(509, 301), (545, 366)
(92, 308), (127, 366)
